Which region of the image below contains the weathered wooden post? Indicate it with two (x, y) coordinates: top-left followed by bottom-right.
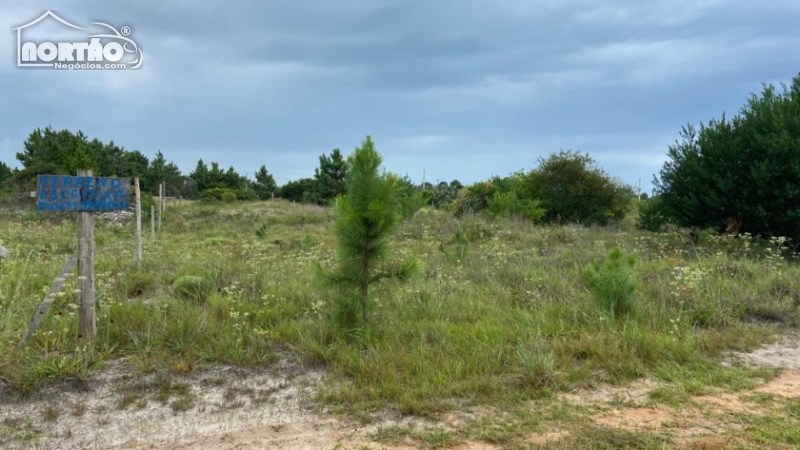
(35, 171), (131, 342)
(77, 169), (96, 339)
(158, 182), (163, 229)
(134, 177), (143, 269)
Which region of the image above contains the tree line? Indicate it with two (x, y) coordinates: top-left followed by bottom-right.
(0, 125), (634, 225)
(3, 71), (799, 242)
(642, 72), (800, 247)
(0, 128), (358, 206)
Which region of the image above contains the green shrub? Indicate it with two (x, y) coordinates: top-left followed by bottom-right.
(486, 190), (545, 221)
(526, 151), (633, 225)
(584, 247), (638, 318)
(172, 275), (213, 303)
(221, 190), (237, 203)
(199, 187), (242, 203)
(235, 187), (258, 201)
(438, 229), (469, 261)
(255, 224), (268, 239)
(119, 271), (156, 298)
(637, 196), (671, 232)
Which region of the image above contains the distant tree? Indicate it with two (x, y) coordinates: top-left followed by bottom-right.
(0, 161), (12, 187)
(207, 162), (226, 190)
(279, 178), (317, 203)
(526, 151), (632, 225)
(190, 159), (210, 192)
(312, 148), (348, 204)
(655, 73), (800, 243)
(253, 165), (277, 200)
(318, 136), (420, 328)
(118, 150), (150, 180)
(222, 166), (245, 190)
(146, 151), (183, 196)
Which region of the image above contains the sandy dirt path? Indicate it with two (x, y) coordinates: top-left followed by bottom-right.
(2, 336), (799, 450)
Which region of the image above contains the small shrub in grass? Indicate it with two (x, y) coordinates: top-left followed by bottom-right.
(438, 228), (468, 261)
(255, 223), (268, 239)
(514, 343), (556, 391)
(172, 276), (212, 303)
(584, 247), (637, 318)
(119, 271), (156, 298)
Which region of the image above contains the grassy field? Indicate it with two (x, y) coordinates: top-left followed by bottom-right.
(1, 200), (799, 449)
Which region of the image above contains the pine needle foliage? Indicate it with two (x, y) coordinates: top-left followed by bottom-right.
(583, 247), (638, 318)
(319, 136), (420, 329)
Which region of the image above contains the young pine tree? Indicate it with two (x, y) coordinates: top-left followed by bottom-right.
(318, 136), (420, 329)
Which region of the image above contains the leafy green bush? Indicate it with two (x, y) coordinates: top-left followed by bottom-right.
(454, 180), (496, 216)
(454, 172), (545, 221)
(636, 196), (672, 232)
(172, 275), (213, 303)
(526, 151), (632, 225)
(198, 187), (254, 202)
(584, 247), (638, 318)
(486, 190), (545, 221)
(235, 187), (258, 201)
(221, 190), (237, 203)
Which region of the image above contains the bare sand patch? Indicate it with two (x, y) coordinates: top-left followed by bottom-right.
(594, 406), (674, 430)
(756, 370), (800, 398)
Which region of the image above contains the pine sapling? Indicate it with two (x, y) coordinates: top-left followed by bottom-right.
(318, 136), (420, 329)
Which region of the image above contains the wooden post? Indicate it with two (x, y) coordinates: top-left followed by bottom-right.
(150, 205), (155, 237)
(77, 169), (96, 340)
(158, 183), (163, 229)
(18, 256), (77, 349)
(134, 178), (143, 269)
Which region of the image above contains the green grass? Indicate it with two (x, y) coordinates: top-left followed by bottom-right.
(1, 200), (798, 431)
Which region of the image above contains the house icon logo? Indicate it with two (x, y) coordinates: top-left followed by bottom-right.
(12, 10), (143, 70)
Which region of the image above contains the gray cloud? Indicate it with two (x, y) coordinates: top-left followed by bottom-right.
(2, 0), (799, 194)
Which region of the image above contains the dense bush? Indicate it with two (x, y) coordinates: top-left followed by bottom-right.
(486, 190), (545, 221)
(278, 178), (317, 203)
(655, 73), (800, 244)
(199, 187), (255, 202)
(526, 151), (632, 225)
(454, 172), (544, 221)
(636, 196), (672, 232)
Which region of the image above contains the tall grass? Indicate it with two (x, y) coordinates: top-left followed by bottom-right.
(0, 201), (797, 415)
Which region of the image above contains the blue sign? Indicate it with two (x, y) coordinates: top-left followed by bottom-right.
(36, 175), (132, 212)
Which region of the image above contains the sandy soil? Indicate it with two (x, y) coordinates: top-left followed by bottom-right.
(2, 335), (799, 450)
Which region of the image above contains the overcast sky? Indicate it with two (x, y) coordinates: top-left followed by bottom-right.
(2, 1), (798, 193)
